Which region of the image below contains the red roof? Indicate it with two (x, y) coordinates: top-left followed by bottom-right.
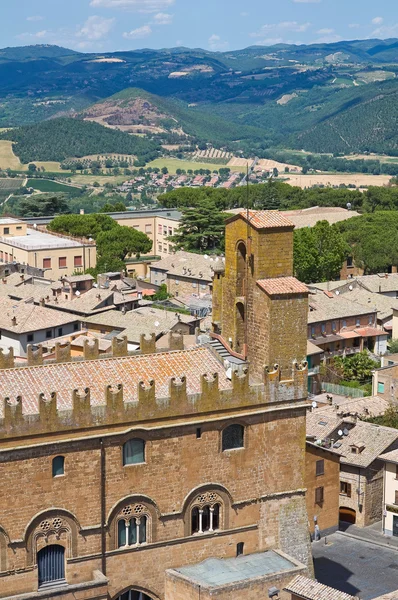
(228, 210), (295, 230)
(355, 327), (386, 338)
(257, 277), (308, 296)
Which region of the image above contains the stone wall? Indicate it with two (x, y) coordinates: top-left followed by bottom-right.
(305, 444), (340, 536)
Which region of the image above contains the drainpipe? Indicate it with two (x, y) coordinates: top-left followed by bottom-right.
(100, 438), (106, 576)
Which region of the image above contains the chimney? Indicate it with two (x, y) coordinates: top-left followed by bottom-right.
(11, 316), (17, 326)
(40, 298), (45, 307)
(20, 274), (24, 281)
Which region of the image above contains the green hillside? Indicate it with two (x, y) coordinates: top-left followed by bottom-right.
(0, 118), (160, 164)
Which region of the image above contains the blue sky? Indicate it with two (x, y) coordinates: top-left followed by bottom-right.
(3, 0), (398, 53)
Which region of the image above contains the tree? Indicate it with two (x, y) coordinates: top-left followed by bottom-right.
(333, 351), (380, 384)
(96, 225), (152, 261)
(388, 339), (398, 354)
(17, 195), (69, 217)
(170, 196), (226, 253)
(28, 163), (37, 173)
(161, 167), (168, 175)
(49, 213), (117, 239)
(153, 284), (170, 301)
(294, 220), (348, 283)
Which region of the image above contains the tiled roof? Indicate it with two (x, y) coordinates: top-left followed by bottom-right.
(150, 251), (216, 281)
(308, 289), (375, 324)
(307, 340), (324, 356)
(0, 297), (78, 334)
(84, 307), (198, 343)
(45, 288), (115, 314)
(379, 448), (398, 464)
(284, 575), (356, 600)
(257, 277), (308, 296)
(283, 206), (360, 230)
(64, 274), (95, 283)
(358, 273), (398, 294)
(0, 346), (231, 417)
(333, 421), (398, 468)
(337, 287), (398, 322)
(229, 210), (295, 230)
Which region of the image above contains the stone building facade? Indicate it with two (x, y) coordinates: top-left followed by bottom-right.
(0, 210), (312, 600)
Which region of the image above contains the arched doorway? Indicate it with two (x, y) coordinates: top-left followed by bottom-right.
(339, 507), (356, 525)
(236, 242), (247, 297)
(117, 590), (155, 600)
(38, 545), (65, 587)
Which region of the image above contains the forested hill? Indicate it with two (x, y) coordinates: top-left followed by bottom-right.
(291, 85), (398, 154)
(0, 118), (160, 164)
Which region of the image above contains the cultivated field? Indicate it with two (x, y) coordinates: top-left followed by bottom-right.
(0, 178), (24, 191)
(146, 158), (243, 173)
(284, 173), (392, 188)
(0, 141), (22, 170)
(26, 179), (82, 193)
(69, 174), (128, 186)
(193, 148), (233, 161)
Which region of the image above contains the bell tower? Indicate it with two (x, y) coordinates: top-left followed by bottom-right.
(212, 210), (308, 380)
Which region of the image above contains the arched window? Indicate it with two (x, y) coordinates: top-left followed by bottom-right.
(190, 492), (222, 535)
(222, 424), (244, 451)
(38, 545), (65, 587)
(117, 516), (148, 548)
(52, 456), (65, 477)
(118, 590), (154, 600)
(123, 439), (145, 466)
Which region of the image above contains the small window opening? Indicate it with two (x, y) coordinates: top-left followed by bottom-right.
(236, 542), (244, 556)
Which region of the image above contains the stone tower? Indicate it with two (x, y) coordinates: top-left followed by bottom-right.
(212, 210), (308, 380)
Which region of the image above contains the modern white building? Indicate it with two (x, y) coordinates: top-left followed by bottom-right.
(380, 448), (398, 537)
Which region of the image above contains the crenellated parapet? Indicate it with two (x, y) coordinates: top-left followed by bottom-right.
(84, 339), (99, 361)
(0, 361), (308, 440)
(168, 332), (184, 351)
(0, 348), (14, 370)
(112, 336), (128, 357)
(264, 360), (308, 404)
(27, 345), (43, 367)
(140, 333), (156, 355)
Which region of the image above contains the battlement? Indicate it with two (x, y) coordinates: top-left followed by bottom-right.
(0, 331), (186, 370)
(0, 358), (308, 441)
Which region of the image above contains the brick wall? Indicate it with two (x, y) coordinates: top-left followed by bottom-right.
(305, 445), (340, 535)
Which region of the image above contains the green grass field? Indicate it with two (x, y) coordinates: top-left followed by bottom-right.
(146, 157), (243, 174)
(26, 179), (82, 193)
(0, 178), (24, 191)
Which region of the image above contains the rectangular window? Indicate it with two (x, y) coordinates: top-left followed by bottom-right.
(347, 256), (353, 267)
(3, 227), (9, 235)
(342, 320), (347, 328)
(175, 279), (179, 286)
(321, 323), (326, 333)
(43, 258), (51, 269)
(163, 226), (167, 235)
(158, 224), (162, 235)
(356, 318), (360, 327)
(58, 328), (63, 337)
(192, 282), (197, 288)
(16, 226), (22, 230)
(315, 486), (324, 505)
(158, 243), (162, 252)
(73, 323), (79, 331)
(395, 490), (398, 505)
(340, 481), (352, 497)
(46, 330), (52, 339)
(59, 257), (67, 268)
(168, 227), (173, 236)
(74, 256), (82, 268)
(332, 321), (337, 331)
(378, 382), (385, 394)
(316, 459), (325, 476)
(369, 315), (373, 325)
(145, 225), (152, 234)
(27, 333), (34, 343)
(311, 326), (315, 336)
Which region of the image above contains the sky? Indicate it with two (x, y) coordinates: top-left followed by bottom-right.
(2, 0), (398, 53)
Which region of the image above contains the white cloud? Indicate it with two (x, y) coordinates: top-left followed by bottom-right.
(317, 28), (334, 35)
(251, 21), (310, 38)
(152, 12), (173, 25)
(76, 15), (115, 41)
(90, 0), (174, 12)
(26, 16), (44, 22)
(315, 33), (342, 43)
(208, 34), (229, 51)
(372, 16), (384, 25)
(370, 23), (398, 38)
(17, 30), (49, 41)
(123, 24), (152, 39)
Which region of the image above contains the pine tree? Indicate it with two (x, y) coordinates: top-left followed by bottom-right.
(170, 195), (226, 253)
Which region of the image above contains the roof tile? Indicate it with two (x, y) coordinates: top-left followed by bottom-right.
(257, 277), (308, 296)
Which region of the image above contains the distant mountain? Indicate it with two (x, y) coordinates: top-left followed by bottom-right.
(80, 87), (267, 145)
(1, 40), (398, 154)
(0, 45), (80, 62)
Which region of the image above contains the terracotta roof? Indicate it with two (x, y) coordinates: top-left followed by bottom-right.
(338, 287), (398, 322)
(284, 575), (356, 600)
(355, 326), (387, 338)
(283, 206), (360, 230)
(64, 275), (94, 283)
(228, 210), (294, 230)
(0, 346), (231, 417)
(379, 448), (398, 464)
(0, 297), (78, 334)
(150, 251), (216, 282)
(339, 330), (361, 339)
(257, 277), (308, 296)
(333, 421), (398, 468)
(84, 307), (198, 343)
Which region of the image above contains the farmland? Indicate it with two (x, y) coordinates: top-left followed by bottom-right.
(284, 173), (391, 188)
(146, 158), (243, 174)
(26, 179), (82, 193)
(0, 178), (24, 191)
